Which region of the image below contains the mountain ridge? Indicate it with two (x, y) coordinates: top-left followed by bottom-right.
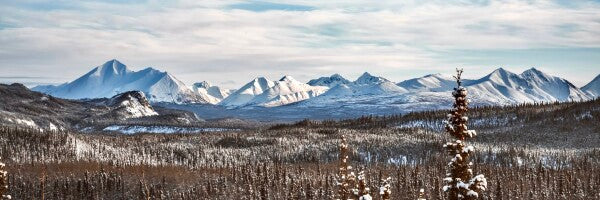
(30, 60), (596, 110)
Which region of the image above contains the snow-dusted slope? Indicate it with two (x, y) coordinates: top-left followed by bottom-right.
(218, 77), (275, 107)
(465, 68), (590, 104)
(398, 73), (474, 92)
(0, 83), (200, 130)
(582, 74), (600, 97)
(246, 76), (328, 107)
(106, 91), (158, 118)
(307, 74), (351, 87)
(32, 59), (207, 104)
(191, 81), (232, 104)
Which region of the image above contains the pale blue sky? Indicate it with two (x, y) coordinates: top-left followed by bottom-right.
(0, 0), (599, 88)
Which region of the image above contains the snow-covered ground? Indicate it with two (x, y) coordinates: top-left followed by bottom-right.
(103, 125), (238, 134)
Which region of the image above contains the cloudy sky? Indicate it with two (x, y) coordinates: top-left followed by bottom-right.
(1, 0), (599, 88)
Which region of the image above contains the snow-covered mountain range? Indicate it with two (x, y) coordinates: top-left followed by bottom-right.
(33, 60), (206, 104)
(31, 60), (598, 111)
(464, 68), (590, 104)
(243, 76), (328, 107)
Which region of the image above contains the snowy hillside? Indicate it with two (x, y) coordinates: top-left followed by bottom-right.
(219, 77), (276, 107)
(191, 81), (232, 104)
(307, 74), (350, 87)
(105, 91), (158, 118)
(0, 83), (200, 131)
(245, 76), (328, 107)
(582, 74), (600, 97)
(32, 59), (207, 104)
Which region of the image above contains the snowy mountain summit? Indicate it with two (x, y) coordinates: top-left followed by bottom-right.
(307, 74), (351, 87)
(354, 72), (390, 85)
(192, 81), (232, 104)
(583, 74), (600, 97)
(219, 77), (276, 108)
(398, 73), (472, 92)
(246, 75), (328, 107)
(32, 59), (207, 104)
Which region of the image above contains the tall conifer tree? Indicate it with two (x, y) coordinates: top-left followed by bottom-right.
(443, 69), (487, 199)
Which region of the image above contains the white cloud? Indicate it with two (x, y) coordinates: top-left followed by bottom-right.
(0, 0), (599, 88)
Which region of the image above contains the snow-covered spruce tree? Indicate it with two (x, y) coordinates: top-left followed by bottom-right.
(443, 69), (487, 200)
(337, 135), (353, 200)
(0, 159), (9, 199)
(379, 177), (391, 200)
(336, 135), (376, 200)
(417, 188), (426, 200)
(356, 170), (371, 200)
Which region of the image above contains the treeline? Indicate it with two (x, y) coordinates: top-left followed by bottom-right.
(4, 161), (600, 199)
(270, 98), (600, 130)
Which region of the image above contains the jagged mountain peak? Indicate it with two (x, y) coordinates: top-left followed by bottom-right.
(491, 67), (511, 74)
(106, 91), (158, 118)
(397, 73), (460, 92)
(354, 72), (389, 85)
(108, 91), (150, 106)
(357, 72), (374, 79)
(331, 73), (344, 78)
(251, 77), (271, 84)
(93, 59), (130, 77)
(521, 67), (552, 80)
(488, 67), (516, 77)
(523, 67), (542, 74)
(279, 75), (297, 82)
(582, 74), (600, 97)
(193, 81), (212, 89)
(191, 81), (231, 104)
(246, 76), (328, 107)
(478, 67), (523, 87)
(307, 73), (351, 87)
(218, 77), (276, 107)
